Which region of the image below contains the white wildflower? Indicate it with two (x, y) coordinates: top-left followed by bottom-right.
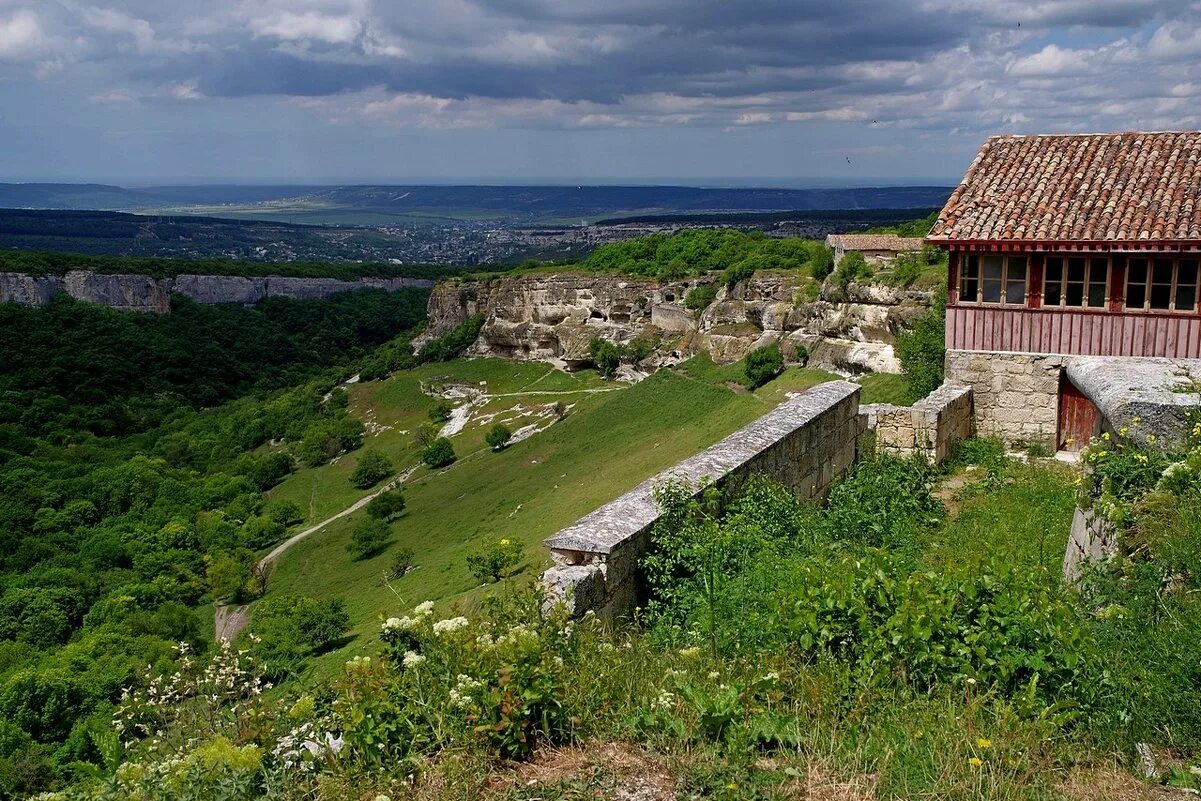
(433, 616), (469, 634)
(402, 651), (426, 668)
(414, 601), (435, 617)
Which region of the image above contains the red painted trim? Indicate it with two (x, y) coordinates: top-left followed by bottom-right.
(928, 239), (1201, 253)
(947, 251), (960, 306)
(1028, 253), (1044, 309)
(1109, 254), (1126, 313)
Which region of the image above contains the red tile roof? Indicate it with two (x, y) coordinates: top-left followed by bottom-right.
(825, 234), (925, 252)
(928, 131), (1201, 243)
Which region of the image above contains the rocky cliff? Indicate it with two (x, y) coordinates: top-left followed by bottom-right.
(424, 271), (932, 374)
(0, 271), (435, 313)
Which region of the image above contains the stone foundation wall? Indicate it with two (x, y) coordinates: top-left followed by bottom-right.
(542, 381), (862, 619)
(863, 383), (973, 463)
(945, 350), (1069, 447)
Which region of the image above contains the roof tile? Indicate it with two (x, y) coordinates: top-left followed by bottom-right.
(930, 131), (1201, 243)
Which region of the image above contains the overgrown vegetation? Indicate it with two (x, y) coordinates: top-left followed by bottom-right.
(582, 229), (833, 283)
(896, 286), (947, 402)
(40, 440), (1201, 801)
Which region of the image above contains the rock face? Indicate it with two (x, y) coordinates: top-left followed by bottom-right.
(423, 274), (701, 367)
(0, 271), (435, 313)
(425, 271), (933, 374)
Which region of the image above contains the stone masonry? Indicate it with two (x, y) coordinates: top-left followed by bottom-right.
(944, 349), (1069, 447)
(863, 383), (973, 463)
(541, 381), (861, 619)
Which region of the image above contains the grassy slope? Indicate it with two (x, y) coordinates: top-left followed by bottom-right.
(261, 358), (842, 681)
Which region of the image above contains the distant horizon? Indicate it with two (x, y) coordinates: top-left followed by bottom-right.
(0, 178), (959, 191)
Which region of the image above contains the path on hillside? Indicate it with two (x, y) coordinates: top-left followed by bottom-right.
(214, 466), (417, 642)
(214, 381), (631, 641)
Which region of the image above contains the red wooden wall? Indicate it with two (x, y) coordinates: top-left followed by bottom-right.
(946, 305), (1201, 357)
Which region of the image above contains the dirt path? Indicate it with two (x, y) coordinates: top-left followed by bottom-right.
(214, 466), (417, 642)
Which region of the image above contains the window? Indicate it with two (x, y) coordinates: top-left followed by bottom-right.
(1126, 257), (1199, 312)
(1044, 255), (1109, 308)
(959, 253), (1027, 305)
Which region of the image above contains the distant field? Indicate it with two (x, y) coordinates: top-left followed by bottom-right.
(259, 357), (852, 682)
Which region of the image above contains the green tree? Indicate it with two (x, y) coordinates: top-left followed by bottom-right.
(248, 595), (350, 679)
(206, 551), (259, 603)
(366, 488), (406, 522)
(744, 342), (784, 389)
(896, 287), (947, 401)
(422, 437), (456, 469)
(347, 518), (391, 560)
(486, 423), (513, 451)
(350, 449), (394, 490)
(466, 538), (524, 583)
(428, 400), (453, 423)
(388, 548), (416, 579)
(589, 337), (620, 379)
(833, 251), (871, 290)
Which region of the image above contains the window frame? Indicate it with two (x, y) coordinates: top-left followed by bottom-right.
(1124, 255), (1200, 314)
(1042, 254), (1110, 310)
(957, 252), (1029, 306)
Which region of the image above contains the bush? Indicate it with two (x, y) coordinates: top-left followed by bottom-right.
(685, 283), (719, 311)
(388, 548), (416, 579)
(833, 250), (871, 290)
(466, 538), (524, 583)
(721, 260), (755, 290)
(552, 401), (567, 420)
(421, 437), (456, 469)
(486, 423), (512, 451)
(744, 342), (783, 389)
(809, 246), (835, 280)
(428, 400), (453, 423)
(896, 286), (946, 401)
(347, 517), (391, 560)
(350, 449), (394, 490)
(366, 488), (406, 522)
(250, 595), (350, 678)
(823, 452), (943, 552)
(588, 338), (620, 379)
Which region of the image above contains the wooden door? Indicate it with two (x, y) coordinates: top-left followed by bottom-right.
(1058, 374), (1099, 451)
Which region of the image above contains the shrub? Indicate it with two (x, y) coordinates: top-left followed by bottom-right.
(896, 286), (946, 400)
(466, 538), (524, 583)
(823, 452), (943, 552)
(890, 252), (924, 286)
(421, 437), (456, 469)
(552, 401), (568, 420)
(588, 337), (620, 379)
(415, 314), (485, 363)
(809, 245), (835, 280)
(350, 449), (394, 490)
(428, 400), (453, 423)
(486, 423), (513, 451)
(833, 250), (871, 290)
(250, 595), (350, 678)
(347, 517), (391, 560)
(721, 260), (756, 290)
(366, 488), (406, 522)
(743, 342), (783, 388)
(388, 548), (416, 579)
(685, 283), (719, 311)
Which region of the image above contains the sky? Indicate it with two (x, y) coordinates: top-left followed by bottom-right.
(0, 0), (1199, 185)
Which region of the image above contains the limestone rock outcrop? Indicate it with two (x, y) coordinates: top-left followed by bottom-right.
(423, 274), (701, 367)
(0, 271), (435, 313)
(426, 271), (933, 374)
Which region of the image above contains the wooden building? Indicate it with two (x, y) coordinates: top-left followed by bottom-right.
(927, 131), (1201, 448)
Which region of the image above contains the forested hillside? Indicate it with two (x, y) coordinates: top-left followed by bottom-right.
(0, 288), (430, 795)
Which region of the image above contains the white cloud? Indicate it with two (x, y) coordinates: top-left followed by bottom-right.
(251, 10), (361, 44)
(0, 9), (44, 59)
(1008, 44), (1092, 77)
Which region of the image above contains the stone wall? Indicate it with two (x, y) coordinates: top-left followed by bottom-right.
(541, 381), (861, 618)
(944, 349), (1069, 447)
(0, 270), (435, 313)
(863, 383), (973, 463)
